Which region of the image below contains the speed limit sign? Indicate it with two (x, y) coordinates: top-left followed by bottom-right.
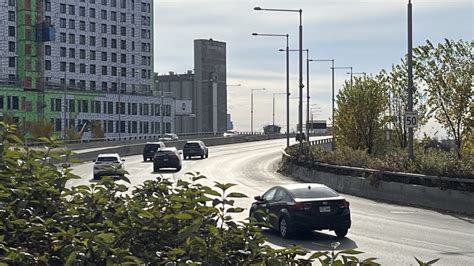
(405, 111), (418, 128)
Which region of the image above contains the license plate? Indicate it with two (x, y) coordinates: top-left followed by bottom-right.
(163, 158), (169, 162)
(319, 206), (331, 213)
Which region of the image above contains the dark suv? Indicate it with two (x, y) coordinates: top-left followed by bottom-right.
(183, 141), (208, 159)
(153, 147), (182, 172)
(143, 142), (166, 161)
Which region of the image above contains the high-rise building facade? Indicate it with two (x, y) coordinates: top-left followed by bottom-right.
(0, 0), (177, 139)
(0, 0), (153, 93)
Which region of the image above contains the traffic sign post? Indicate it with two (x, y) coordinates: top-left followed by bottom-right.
(405, 111), (418, 128)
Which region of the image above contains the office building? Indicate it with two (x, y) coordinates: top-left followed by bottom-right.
(156, 38), (227, 134)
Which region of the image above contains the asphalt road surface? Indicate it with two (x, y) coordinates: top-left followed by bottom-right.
(70, 138), (474, 265)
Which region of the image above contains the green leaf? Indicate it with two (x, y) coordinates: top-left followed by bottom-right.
(95, 233), (116, 244)
(214, 182), (237, 192)
(175, 213), (193, 220)
(227, 207), (245, 213)
(337, 249), (364, 255)
(309, 251), (328, 260)
(227, 192), (248, 198)
(65, 251), (78, 266)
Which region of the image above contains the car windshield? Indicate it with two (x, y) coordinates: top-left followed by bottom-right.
(156, 150), (176, 155)
(289, 187), (339, 199)
(97, 157), (119, 162)
(163, 134), (174, 138)
(185, 143), (200, 147)
(145, 144), (160, 150)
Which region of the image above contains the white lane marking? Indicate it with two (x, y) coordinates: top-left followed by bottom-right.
(390, 210), (418, 214)
(399, 237), (461, 251)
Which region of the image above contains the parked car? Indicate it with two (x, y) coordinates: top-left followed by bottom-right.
(159, 133), (179, 141)
(93, 153), (125, 180)
(142, 142), (166, 161)
(153, 147), (182, 171)
(183, 140), (209, 159)
(249, 183), (351, 239)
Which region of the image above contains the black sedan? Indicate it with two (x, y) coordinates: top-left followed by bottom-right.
(249, 183), (351, 239)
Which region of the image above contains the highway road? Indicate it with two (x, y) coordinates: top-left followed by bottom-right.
(69, 138), (474, 265)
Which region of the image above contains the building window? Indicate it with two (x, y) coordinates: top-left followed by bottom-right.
(90, 81), (96, 90)
(60, 4), (66, 13)
(120, 27), (126, 36)
(101, 52), (107, 61)
(120, 12), (126, 22)
(120, 54), (126, 63)
(101, 82), (107, 91)
(0, 96), (3, 109)
(111, 25), (117, 35)
(90, 36), (96, 46)
(111, 53), (117, 63)
(68, 5), (75, 15)
(79, 6), (85, 16)
(101, 10), (107, 19)
(90, 64), (96, 74)
(60, 18), (66, 28)
(45, 60), (51, 70)
(69, 48), (75, 58)
(111, 66), (117, 76)
(101, 24), (107, 33)
(80, 64), (86, 73)
(69, 19), (75, 29)
(79, 49), (86, 59)
(101, 66), (107, 75)
(8, 11), (15, 22)
(79, 21), (86, 30)
(90, 22), (96, 32)
(60, 62), (66, 71)
(8, 57), (15, 68)
(121, 0), (126, 9)
(8, 42), (15, 52)
(7, 96), (19, 110)
(120, 67), (126, 77)
(60, 33), (66, 43)
(8, 26), (15, 37)
(120, 40), (126, 50)
(69, 34), (75, 44)
(111, 39), (117, 49)
(90, 51), (96, 60)
(111, 11), (116, 21)
(69, 63), (75, 73)
(89, 8), (95, 18)
(101, 38), (107, 47)
(111, 0), (116, 7)
(8, 0), (15, 6)
(45, 45), (51, 55)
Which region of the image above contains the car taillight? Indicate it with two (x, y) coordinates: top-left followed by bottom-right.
(339, 200), (350, 208)
(290, 202), (312, 211)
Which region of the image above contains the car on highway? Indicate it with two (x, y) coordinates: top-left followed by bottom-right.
(183, 140), (209, 159)
(223, 130), (237, 137)
(153, 147), (182, 172)
(249, 183), (351, 239)
(142, 142), (166, 161)
(93, 153), (125, 180)
(159, 133), (179, 141)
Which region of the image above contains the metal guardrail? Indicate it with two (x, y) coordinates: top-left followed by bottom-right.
(23, 131), (270, 147)
(282, 140), (474, 189)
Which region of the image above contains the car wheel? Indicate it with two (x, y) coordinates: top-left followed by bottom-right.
(279, 216), (293, 239)
(201, 155), (204, 159)
(335, 228), (348, 238)
(153, 166), (159, 172)
(177, 166), (182, 171)
(205, 153), (209, 158)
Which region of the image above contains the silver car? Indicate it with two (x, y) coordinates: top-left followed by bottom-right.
(93, 153), (125, 180)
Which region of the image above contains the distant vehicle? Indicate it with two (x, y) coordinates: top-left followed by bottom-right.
(183, 140), (209, 159)
(223, 131), (237, 137)
(159, 133), (179, 141)
(93, 153), (125, 180)
(153, 147), (182, 172)
(142, 142), (166, 161)
(249, 183), (351, 239)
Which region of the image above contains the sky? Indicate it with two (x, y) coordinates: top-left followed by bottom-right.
(153, 0), (473, 137)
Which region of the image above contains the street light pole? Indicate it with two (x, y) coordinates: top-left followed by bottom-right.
(252, 32), (290, 147)
(254, 6), (303, 147)
(62, 70), (67, 139)
(251, 88), (265, 133)
(309, 59), (335, 138)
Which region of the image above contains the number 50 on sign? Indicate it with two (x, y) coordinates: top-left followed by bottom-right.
(405, 111), (418, 128)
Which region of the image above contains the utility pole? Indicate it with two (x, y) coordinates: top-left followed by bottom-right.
(407, 0), (414, 159)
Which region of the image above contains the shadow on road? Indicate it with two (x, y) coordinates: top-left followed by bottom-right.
(153, 169), (181, 174)
(263, 229), (358, 251)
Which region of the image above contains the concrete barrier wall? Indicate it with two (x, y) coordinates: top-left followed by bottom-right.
(73, 134), (309, 163)
(285, 160), (474, 215)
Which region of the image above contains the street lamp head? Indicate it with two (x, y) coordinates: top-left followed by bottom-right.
(278, 49), (285, 51)
(251, 33), (258, 36)
(254, 6), (262, 10)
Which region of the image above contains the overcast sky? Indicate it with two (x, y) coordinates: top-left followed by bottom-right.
(154, 0), (472, 137)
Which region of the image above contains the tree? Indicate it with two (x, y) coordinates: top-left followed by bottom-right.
(381, 61), (428, 149)
(334, 76), (388, 154)
(28, 120), (54, 139)
(90, 120), (105, 139)
(414, 39), (472, 157)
